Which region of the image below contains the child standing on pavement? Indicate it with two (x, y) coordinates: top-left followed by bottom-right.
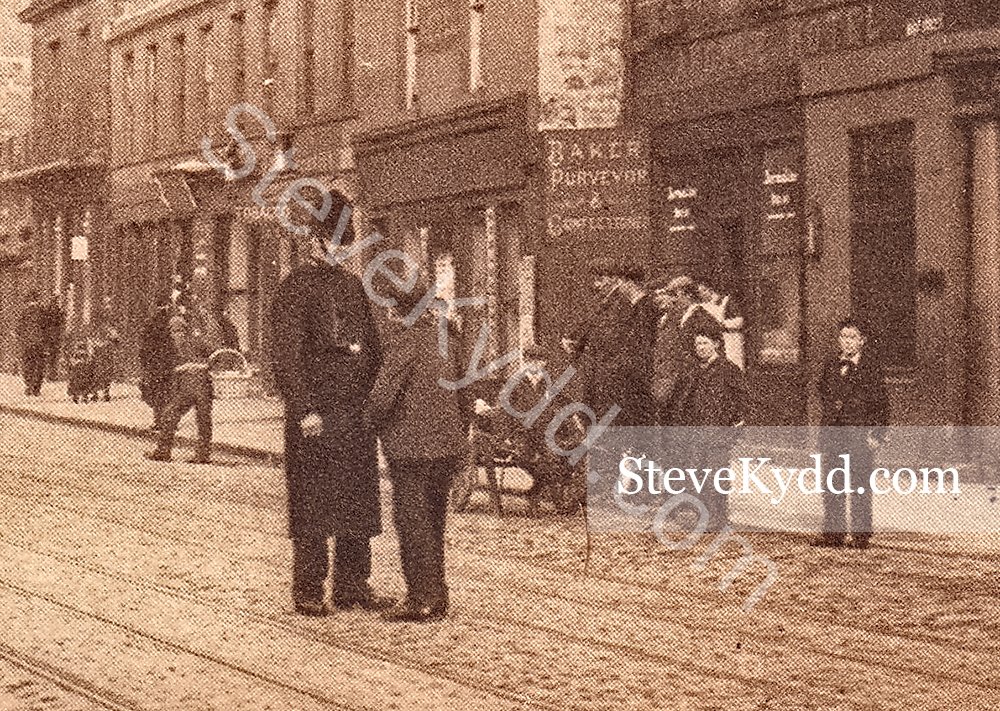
(814, 317), (889, 549)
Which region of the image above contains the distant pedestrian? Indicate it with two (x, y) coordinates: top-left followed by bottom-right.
(216, 300), (240, 351)
(16, 292), (45, 397)
(91, 297), (123, 401)
(39, 295), (65, 381)
(269, 188), (393, 617)
(145, 292), (221, 464)
(814, 318), (889, 549)
(139, 292), (176, 435)
(365, 280), (469, 622)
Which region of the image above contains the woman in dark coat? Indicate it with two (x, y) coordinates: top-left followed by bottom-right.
(365, 281), (469, 622)
(269, 204), (391, 616)
(669, 326), (748, 531)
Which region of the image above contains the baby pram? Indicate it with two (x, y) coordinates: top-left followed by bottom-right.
(66, 337), (95, 404)
(66, 326), (118, 403)
(450, 378), (587, 516)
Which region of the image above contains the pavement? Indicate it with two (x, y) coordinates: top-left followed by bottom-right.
(1, 372), (998, 542)
(0, 373), (283, 461)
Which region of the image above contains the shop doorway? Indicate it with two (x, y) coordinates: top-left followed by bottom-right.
(849, 121), (917, 368)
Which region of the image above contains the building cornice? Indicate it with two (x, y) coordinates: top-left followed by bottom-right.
(104, 0), (222, 43)
(352, 94), (530, 157)
(17, 0), (82, 23)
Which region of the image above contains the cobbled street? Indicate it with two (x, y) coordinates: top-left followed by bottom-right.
(1, 414), (997, 711)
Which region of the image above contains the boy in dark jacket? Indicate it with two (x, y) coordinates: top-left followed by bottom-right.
(146, 297), (221, 464)
(814, 317), (889, 549)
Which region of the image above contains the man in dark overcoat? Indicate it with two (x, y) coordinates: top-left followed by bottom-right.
(565, 265), (656, 427)
(649, 276), (692, 424)
(39, 295), (65, 381)
(269, 189), (392, 616)
(139, 291), (177, 435)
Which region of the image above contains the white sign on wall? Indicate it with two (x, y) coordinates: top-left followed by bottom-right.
(538, 0), (625, 130)
(70, 234), (89, 261)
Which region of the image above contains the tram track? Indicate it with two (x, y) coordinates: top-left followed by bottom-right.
(3, 439), (998, 707)
(0, 641), (145, 711)
(3, 483), (998, 705)
(0, 576), (409, 711)
(15, 459), (999, 652)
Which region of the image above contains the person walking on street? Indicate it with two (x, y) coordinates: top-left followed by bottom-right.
(365, 280), (469, 622)
(269, 189), (394, 617)
(145, 292), (221, 464)
(814, 318), (889, 549)
(139, 292), (176, 435)
(16, 292), (46, 397)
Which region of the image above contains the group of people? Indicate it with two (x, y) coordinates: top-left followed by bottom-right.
(564, 265), (888, 547)
(269, 190), (469, 624)
(563, 267), (748, 531)
(16, 291), (123, 402)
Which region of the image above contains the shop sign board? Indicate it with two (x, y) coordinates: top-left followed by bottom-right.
(543, 128), (651, 248)
(759, 144), (803, 256)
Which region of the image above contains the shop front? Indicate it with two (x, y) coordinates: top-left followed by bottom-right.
(646, 106), (809, 424)
(801, 32), (1000, 425)
(352, 96), (540, 369)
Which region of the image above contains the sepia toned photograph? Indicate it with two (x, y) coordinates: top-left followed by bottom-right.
(0, 0), (998, 708)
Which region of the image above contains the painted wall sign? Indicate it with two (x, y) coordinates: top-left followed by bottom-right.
(759, 144), (803, 256)
(544, 128), (651, 245)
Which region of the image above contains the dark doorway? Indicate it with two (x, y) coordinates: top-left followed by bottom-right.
(849, 122), (917, 368)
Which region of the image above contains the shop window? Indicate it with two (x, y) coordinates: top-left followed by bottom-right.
(172, 34), (187, 146)
(300, 0), (316, 116)
(196, 24), (213, 136)
(122, 51), (136, 157)
(469, 0), (484, 92)
(518, 254), (537, 350)
(145, 44), (158, 156)
(341, 0), (355, 110)
(405, 0), (420, 110)
(756, 259), (800, 365)
(849, 121), (916, 368)
(231, 11), (247, 106)
(48, 40), (64, 158)
(262, 0), (278, 114)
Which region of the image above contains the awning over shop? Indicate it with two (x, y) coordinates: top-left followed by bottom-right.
(0, 158), (104, 186)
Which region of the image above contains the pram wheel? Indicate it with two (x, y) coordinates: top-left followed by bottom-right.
(449, 459), (476, 513)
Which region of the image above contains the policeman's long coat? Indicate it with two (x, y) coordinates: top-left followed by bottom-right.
(270, 260), (384, 540)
